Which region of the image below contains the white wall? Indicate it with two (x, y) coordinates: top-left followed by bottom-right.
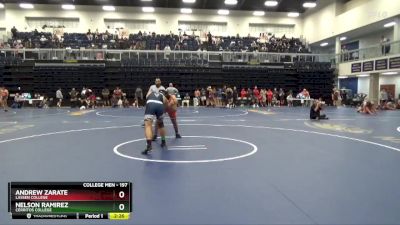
(302, 1), (337, 44)
(356, 74), (400, 98)
(357, 77), (370, 95)
(4, 4), (302, 37)
(303, 0), (400, 44)
(357, 28), (394, 49)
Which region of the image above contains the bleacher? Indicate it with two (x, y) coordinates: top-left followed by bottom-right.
(8, 31), (307, 53)
(0, 54), (334, 104)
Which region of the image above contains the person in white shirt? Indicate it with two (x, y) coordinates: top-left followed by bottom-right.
(56, 88), (63, 108)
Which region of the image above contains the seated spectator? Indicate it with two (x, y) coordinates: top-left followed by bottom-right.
(310, 99), (328, 120)
(11, 93), (23, 108)
(182, 93), (190, 107)
(38, 95), (49, 109)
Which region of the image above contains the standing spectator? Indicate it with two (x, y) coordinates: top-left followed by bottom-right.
(216, 87), (222, 107)
(232, 86), (238, 107)
(56, 88), (63, 108)
(253, 86), (260, 108)
(380, 88), (388, 106)
(113, 86), (123, 101)
(0, 86), (9, 112)
(207, 32), (212, 45)
(286, 92), (293, 107)
(266, 89), (273, 107)
(134, 86), (143, 108)
(279, 88), (285, 106)
(194, 89), (200, 107)
(69, 88), (78, 108)
(332, 88), (340, 107)
(198, 88), (205, 106)
(11, 26), (17, 39)
(226, 86), (233, 108)
(102, 87), (110, 106)
(166, 83), (179, 96)
(380, 35), (389, 55)
(260, 88), (267, 107)
(240, 88), (247, 98)
(247, 88), (253, 107)
(302, 89), (311, 107)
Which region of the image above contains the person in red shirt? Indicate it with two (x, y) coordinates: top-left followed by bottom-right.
(253, 86), (260, 108)
(113, 87), (122, 100)
(240, 88), (247, 98)
(266, 89), (273, 107)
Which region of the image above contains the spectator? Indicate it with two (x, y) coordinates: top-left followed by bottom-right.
(380, 88), (388, 105)
(279, 88), (285, 106)
(11, 93), (22, 109)
(56, 88), (63, 108)
(240, 88), (247, 98)
(194, 89), (200, 107)
(380, 35), (389, 55)
(253, 86), (260, 108)
(69, 88), (78, 108)
(182, 93), (190, 107)
(166, 83), (179, 96)
(200, 88), (207, 106)
(260, 88), (266, 107)
(113, 86), (123, 101)
(11, 26), (17, 39)
(332, 88), (340, 107)
(134, 86), (143, 108)
(266, 89), (273, 107)
(232, 86), (238, 107)
(286, 92), (293, 107)
(226, 86), (233, 108)
(102, 87), (110, 106)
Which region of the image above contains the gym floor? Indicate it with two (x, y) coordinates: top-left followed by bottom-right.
(1, 106), (400, 225)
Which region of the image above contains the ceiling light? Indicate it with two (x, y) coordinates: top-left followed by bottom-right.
(102, 5), (115, 11)
(384, 21), (396, 27)
(225, 0), (238, 5)
(183, 0), (196, 3)
(142, 7), (155, 13)
(357, 74), (369, 77)
(382, 72), (398, 75)
(303, 2), (317, 8)
(0, 3), (4, 8)
(265, 0), (278, 7)
(218, 9), (229, 15)
(19, 3), (34, 9)
(181, 8), (192, 14)
(338, 76), (348, 79)
(320, 42), (328, 47)
(340, 36), (347, 41)
(253, 11), (265, 16)
(141, 0), (153, 1)
(288, 12), (300, 17)
(62, 4), (75, 10)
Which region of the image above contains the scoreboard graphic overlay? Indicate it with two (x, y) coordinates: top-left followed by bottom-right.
(8, 182), (132, 220)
